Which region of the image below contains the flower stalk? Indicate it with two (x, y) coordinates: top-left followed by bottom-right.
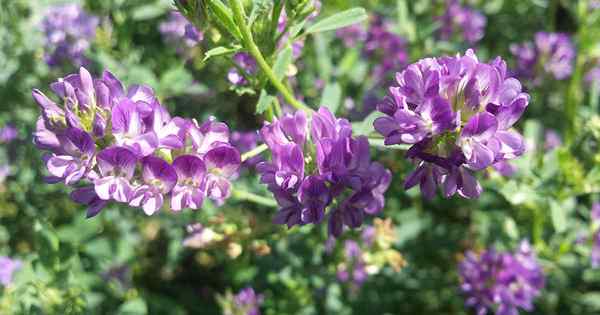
(229, 0), (312, 113)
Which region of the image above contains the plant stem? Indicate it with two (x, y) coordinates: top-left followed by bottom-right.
(230, 0), (312, 113)
(241, 143), (268, 162)
(232, 189), (278, 208)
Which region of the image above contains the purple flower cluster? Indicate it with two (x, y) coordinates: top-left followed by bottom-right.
(159, 11), (203, 50)
(459, 240), (545, 315)
(364, 16), (408, 79)
(232, 287), (264, 315)
(0, 124), (18, 143)
(437, 0), (487, 44)
(257, 107), (391, 237)
(336, 240), (368, 287)
(32, 67), (241, 217)
(336, 16), (407, 78)
(374, 49), (528, 199)
(510, 32), (575, 84)
(0, 256), (21, 286)
(41, 4), (99, 67)
(228, 53), (258, 86)
(591, 203), (600, 268)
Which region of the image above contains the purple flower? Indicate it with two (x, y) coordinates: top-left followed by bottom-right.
(258, 107), (391, 237)
(159, 11), (203, 52)
(228, 53), (258, 86)
(336, 24), (367, 48)
(544, 130), (562, 151)
(0, 257), (21, 286)
(437, 0), (486, 44)
(203, 145), (241, 204)
(112, 99), (158, 157)
(492, 161), (517, 177)
(130, 156), (177, 215)
(374, 50), (528, 199)
(232, 287), (264, 315)
(364, 16), (408, 79)
(33, 67), (241, 216)
(171, 155), (206, 211)
(45, 127), (95, 185)
(94, 147), (137, 203)
(41, 4), (98, 67)
(0, 124), (18, 143)
(70, 186), (108, 218)
(511, 32), (575, 83)
(459, 240), (545, 315)
(336, 240), (368, 287)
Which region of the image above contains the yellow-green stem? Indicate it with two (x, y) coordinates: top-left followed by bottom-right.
(229, 0), (312, 113)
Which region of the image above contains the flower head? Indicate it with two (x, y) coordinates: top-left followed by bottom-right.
(258, 107), (391, 237)
(159, 11), (203, 52)
(32, 67), (240, 217)
(459, 240), (545, 315)
(374, 49), (528, 199)
(437, 0), (486, 44)
(511, 32), (575, 84)
(41, 4), (98, 67)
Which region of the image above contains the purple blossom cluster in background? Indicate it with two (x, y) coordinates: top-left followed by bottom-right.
(437, 0), (487, 45)
(41, 4), (99, 68)
(510, 32), (575, 84)
(230, 287), (264, 315)
(159, 11), (203, 52)
(0, 124), (18, 143)
(374, 49), (528, 199)
(257, 107), (391, 237)
(336, 240), (368, 287)
(32, 67), (241, 217)
(228, 53), (258, 86)
(336, 15), (407, 79)
(0, 256), (21, 286)
(459, 240), (545, 315)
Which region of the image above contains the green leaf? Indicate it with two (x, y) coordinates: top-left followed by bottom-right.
(118, 299), (148, 315)
(131, 3), (170, 20)
(320, 82), (342, 114)
(202, 45), (241, 62)
(313, 34), (332, 82)
(159, 66), (193, 97)
(255, 89), (274, 114)
(305, 8), (367, 34)
(550, 200), (572, 233)
(34, 221), (60, 270)
(272, 45), (293, 80)
(397, 0), (416, 42)
(581, 292), (600, 310)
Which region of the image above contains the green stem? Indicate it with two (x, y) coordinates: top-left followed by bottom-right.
(230, 0), (312, 113)
(241, 143), (268, 162)
(232, 189), (277, 208)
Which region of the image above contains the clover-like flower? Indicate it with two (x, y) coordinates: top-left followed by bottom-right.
(258, 107), (391, 237)
(374, 50), (528, 199)
(511, 32), (575, 84)
(32, 67), (241, 217)
(459, 241), (545, 315)
(41, 4), (98, 67)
